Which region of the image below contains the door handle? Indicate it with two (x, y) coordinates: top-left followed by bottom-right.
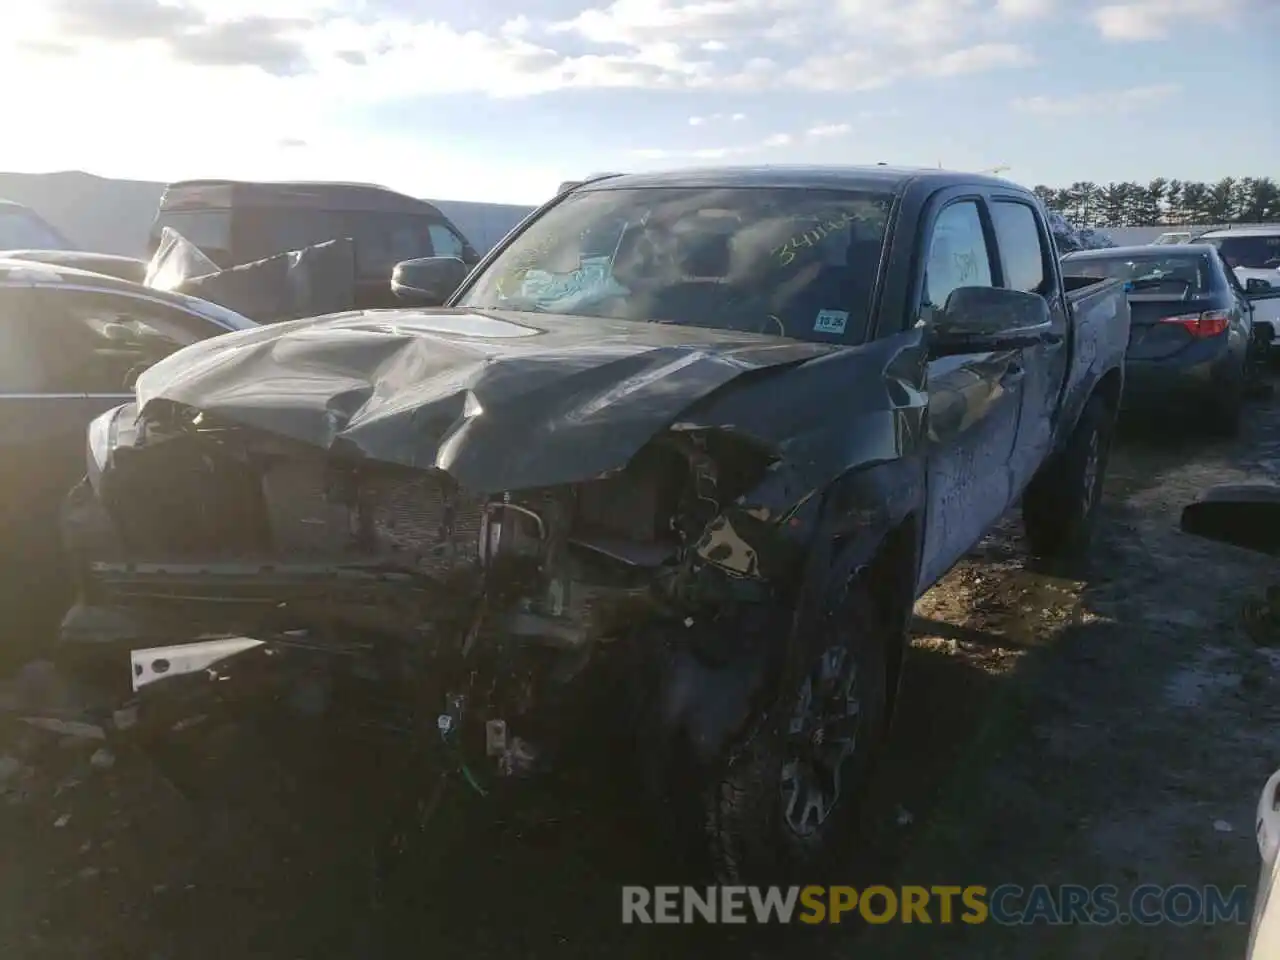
(1001, 364), (1025, 384)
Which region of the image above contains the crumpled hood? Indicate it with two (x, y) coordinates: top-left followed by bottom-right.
(134, 308), (839, 493)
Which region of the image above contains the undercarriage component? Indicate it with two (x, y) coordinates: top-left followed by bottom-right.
(131, 636), (265, 691)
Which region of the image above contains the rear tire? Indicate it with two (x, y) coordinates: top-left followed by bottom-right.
(702, 579), (891, 884)
(1023, 395), (1115, 561)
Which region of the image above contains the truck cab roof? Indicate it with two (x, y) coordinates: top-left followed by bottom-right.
(573, 164), (1026, 196)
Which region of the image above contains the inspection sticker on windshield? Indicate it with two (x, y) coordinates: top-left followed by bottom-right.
(813, 309), (848, 335)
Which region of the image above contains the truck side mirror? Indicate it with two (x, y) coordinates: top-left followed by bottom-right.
(391, 257), (469, 307)
(929, 286), (1055, 357)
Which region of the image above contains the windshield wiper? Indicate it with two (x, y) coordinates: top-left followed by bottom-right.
(488, 298), (549, 313)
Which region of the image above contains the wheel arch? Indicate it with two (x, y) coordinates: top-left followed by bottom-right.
(1094, 365), (1123, 416)
(863, 514), (920, 721)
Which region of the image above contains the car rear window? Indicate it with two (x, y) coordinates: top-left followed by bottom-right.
(1065, 254), (1213, 296)
(0, 208), (71, 251)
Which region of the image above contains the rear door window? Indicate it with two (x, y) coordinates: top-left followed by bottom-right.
(387, 220), (433, 264)
(0, 288), (51, 393)
(990, 201), (1049, 294)
(235, 209), (344, 262)
(24, 289), (213, 394)
(336, 214), (435, 274)
(429, 223), (467, 260)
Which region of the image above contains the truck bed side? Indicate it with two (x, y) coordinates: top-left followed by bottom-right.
(1054, 275), (1130, 452)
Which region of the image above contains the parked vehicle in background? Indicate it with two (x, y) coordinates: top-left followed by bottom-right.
(148, 180), (481, 308)
(62, 166), (1128, 882)
(0, 200), (74, 251)
(1061, 244), (1258, 434)
(1199, 226), (1280, 351)
(1152, 231), (1194, 245)
(429, 200), (536, 255)
(1199, 225), (1280, 274)
(0, 258), (256, 657)
(0, 249), (148, 284)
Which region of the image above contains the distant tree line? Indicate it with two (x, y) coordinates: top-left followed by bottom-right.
(1032, 177), (1280, 227)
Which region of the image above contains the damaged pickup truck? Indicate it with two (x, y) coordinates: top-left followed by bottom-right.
(59, 166), (1130, 882)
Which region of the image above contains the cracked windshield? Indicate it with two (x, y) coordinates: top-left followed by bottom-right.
(0, 1), (1276, 959)
(459, 187), (892, 343)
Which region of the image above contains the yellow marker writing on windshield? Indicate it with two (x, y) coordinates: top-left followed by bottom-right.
(773, 212), (856, 266)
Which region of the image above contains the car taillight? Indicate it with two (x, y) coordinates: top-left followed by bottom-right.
(1158, 310), (1229, 338)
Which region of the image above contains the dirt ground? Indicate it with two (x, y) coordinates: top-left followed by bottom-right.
(1, 386), (1277, 960)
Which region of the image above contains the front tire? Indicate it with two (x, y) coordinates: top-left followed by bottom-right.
(1022, 394), (1115, 561)
(702, 579), (890, 884)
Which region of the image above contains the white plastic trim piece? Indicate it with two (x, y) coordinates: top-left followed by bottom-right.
(130, 637), (265, 692)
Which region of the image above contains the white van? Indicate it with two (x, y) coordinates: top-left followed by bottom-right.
(1200, 226), (1280, 349)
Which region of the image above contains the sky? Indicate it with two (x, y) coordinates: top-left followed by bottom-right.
(2, 0), (1276, 204)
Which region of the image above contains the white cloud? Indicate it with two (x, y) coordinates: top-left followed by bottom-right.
(921, 43), (1035, 75)
(855, 107), (904, 119)
(806, 123), (852, 138)
(688, 112), (747, 126)
(784, 40), (1032, 91)
(0, 0), (1099, 197)
(1012, 82), (1180, 115)
(629, 128), (801, 160)
(995, 0), (1055, 17)
(1091, 0), (1250, 40)
(4, 0), (1046, 105)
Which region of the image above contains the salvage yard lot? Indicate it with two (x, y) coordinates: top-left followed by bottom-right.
(1, 385), (1277, 959)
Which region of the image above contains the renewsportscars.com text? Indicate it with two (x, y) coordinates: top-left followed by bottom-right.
(621, 884), (1252, 926)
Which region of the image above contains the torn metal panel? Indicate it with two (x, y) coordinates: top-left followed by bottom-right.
(144, 227), (221, 290)
(170, 240), (357, 322)
(143, 226), (357, 323)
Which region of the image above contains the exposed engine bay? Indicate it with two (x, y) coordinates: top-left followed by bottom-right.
(65, 399), (788, 785)
(58, 297), (920, 818)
